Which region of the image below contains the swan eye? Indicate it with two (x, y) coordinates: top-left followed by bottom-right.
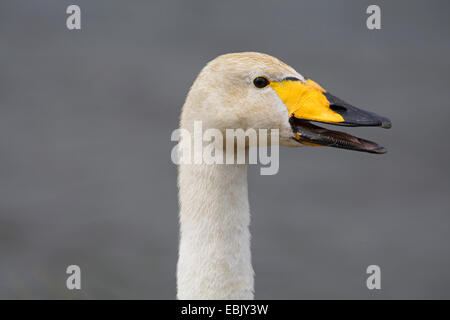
(253, 76), (270, 88)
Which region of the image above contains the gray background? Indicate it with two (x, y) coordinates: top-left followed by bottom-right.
(0, 0), (449, 299)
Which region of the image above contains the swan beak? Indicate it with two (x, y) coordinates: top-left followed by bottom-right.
(270, 78), (392, 154)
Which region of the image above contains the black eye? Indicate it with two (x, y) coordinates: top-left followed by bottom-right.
(253, 76), (270, 88)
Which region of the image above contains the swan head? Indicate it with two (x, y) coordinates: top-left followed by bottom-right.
(181, 52), (391, 153)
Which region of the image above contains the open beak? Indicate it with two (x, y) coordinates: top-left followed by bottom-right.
(270, 78), (392, 154)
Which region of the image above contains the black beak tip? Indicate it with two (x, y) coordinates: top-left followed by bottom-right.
(372, 146), (387, 154)
(381, 117), (392, 129)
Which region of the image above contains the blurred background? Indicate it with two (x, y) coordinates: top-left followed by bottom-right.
(0, 0), (449, 299)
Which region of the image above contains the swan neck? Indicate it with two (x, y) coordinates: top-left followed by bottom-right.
(177, 162), (254, 299)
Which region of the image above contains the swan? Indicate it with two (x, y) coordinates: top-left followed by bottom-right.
(176, 52), (391, 299)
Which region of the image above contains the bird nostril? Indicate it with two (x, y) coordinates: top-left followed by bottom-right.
(330, 105), (347, 113)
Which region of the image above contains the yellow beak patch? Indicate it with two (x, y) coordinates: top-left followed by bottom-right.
(269, 79), (345, 123)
